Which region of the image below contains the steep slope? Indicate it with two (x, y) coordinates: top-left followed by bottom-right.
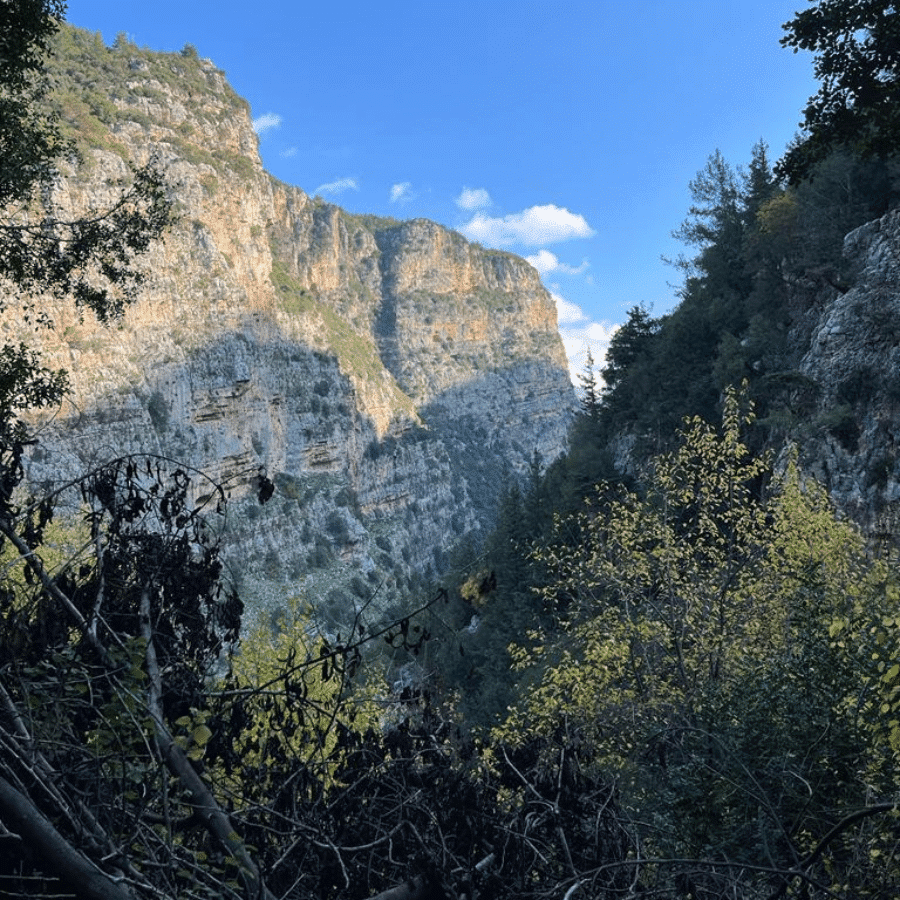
(17, 27), (575, 623)
(796, 207), (900, 544)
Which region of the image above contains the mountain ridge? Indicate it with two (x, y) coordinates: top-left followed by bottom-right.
(17, 24), (576, 623)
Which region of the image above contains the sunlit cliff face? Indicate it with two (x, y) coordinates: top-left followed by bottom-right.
(19, 25), (577, 624)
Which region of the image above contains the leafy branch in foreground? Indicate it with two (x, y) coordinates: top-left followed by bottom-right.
(778, 0), (900, 183)
(1, 0), (172, 443)
(498, 387), (900, 898)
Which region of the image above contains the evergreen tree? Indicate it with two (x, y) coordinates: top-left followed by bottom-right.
(778, 0), (900, 184)
(578, 347), (601, 419)
(598, 304), (657, 429)
(743, 139), (781, 222)
(600, 305), (657, 396)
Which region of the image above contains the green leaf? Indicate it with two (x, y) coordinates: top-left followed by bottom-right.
(192, 724), (212, 746)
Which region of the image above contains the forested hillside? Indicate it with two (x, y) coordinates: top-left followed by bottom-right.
(2, 2), (900, 899)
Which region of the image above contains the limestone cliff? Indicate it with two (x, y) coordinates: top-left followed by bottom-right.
(795, 207), (900, 545)
(16, 27), (576, 623)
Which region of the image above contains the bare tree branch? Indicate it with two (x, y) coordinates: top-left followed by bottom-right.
(0, 774), (135, 900)
(138, 585), (276, 900)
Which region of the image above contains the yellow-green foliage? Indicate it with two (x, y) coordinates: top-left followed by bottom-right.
(502, 390), (776, 756)
(497, 386), (899, 877)
(0, 504), (92, 615)
(222, 598), (380, 793)
(830, 571), (900, 778)
(270, 258), (379, 376)
(756, 191), (799, 241)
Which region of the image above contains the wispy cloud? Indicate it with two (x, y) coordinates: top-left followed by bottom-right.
(280, 147), (298, 158)
(390, 182), (413, 203)
(252, 112), (282, 135)
(526, 249), (590, 277)
(553, 291), (588, 326)
(456, 187), (492, 211)
(315, 177), (359, 196)
(549, 290), (618, 385)
(461, 204), (594, 248)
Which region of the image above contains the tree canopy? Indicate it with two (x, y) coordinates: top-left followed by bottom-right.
(0, 0), (67, 207)
(778, 0), (900, 182)
(498, 389), (900, 897)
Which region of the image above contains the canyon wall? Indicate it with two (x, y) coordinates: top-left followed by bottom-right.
(796, 207), (900, 545)
(15, 28), (576, 625)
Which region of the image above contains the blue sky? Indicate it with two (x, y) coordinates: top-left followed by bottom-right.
(65, 1), (819, 380)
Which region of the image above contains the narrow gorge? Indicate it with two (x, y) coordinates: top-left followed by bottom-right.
(14, 26), (576, 624)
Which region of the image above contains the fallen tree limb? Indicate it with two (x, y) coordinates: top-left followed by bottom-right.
(0, 774), (134, 900)
(139, 585), (276, 900)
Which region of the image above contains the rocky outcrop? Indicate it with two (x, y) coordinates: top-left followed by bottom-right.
(17, 27), (576, 624)
(796, 208), (900, 544)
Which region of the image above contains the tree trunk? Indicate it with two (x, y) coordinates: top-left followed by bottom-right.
(0, 775), (134, 900)
(368, 876), (440, 900)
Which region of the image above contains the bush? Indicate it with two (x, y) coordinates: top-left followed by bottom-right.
(325, 512), (349, 544)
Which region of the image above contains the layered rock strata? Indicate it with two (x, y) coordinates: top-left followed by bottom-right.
(16, 27), (576, 622)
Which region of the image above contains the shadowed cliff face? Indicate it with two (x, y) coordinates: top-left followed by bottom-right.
(17, 26), (576, 623)
(795, 208), (900, 546)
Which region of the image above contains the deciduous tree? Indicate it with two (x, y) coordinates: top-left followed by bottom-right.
(500, 388), (900, 897)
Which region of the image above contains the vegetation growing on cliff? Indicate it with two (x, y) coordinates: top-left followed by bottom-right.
(4, 1), (900, 898)
(580, 4), (900, 463)
(269, 255), (419, 421)
(45, 22), (253, 175)
(589, 140), (898, 454)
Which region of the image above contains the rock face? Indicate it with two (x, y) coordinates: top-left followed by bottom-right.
(796, 208), (900, 544)
(18, 27), (576, 623)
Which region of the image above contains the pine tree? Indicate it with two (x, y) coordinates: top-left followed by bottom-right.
(578, 348), (601, 419)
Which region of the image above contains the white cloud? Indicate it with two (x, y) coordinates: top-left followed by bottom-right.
(545, 288), (620, 384)
(552, 291), (588, 326)
(527, 249), (590, 277)
(456, 187), (492, 211)
(390, 182), (413, 203)
(280, 146), (298, 158)
(557, 311), (619, 386)
(252, 112), (282, 135)
(315, 177), (359, 196)
(527, 249), (560, 276)
(461, 204), (594, 248)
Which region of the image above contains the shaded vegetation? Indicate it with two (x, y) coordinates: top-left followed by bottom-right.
(4, 2), (900, 899)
